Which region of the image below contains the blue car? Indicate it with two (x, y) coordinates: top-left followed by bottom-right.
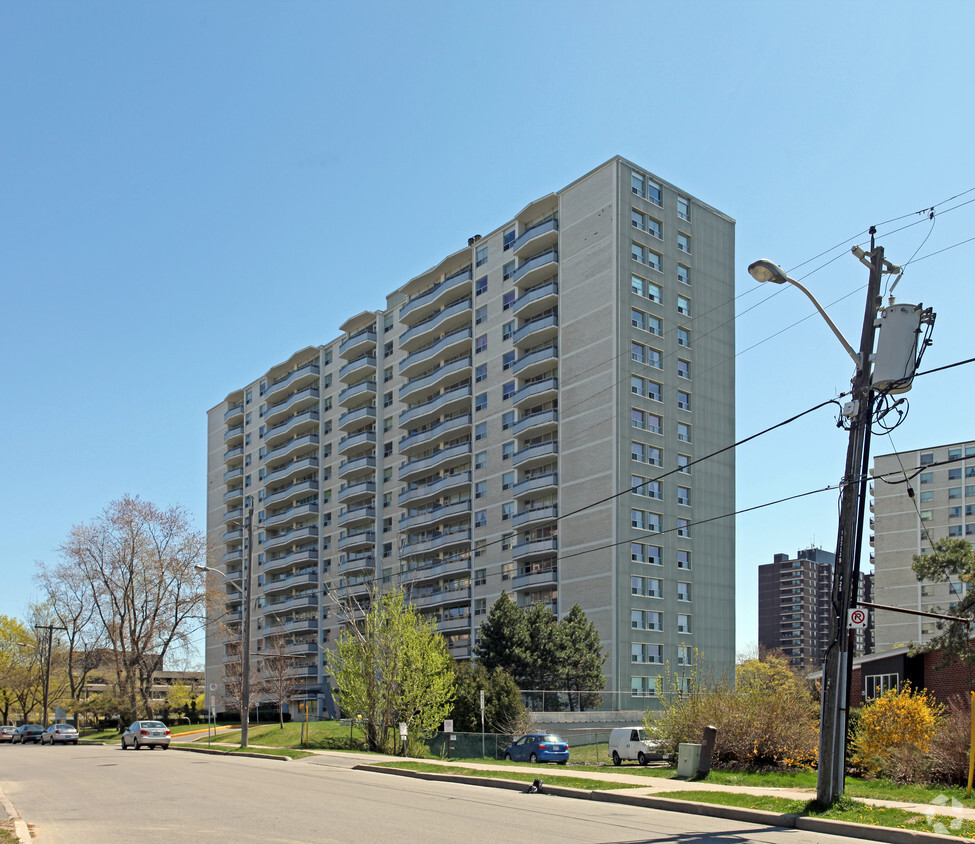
(503, 733), (569, 765)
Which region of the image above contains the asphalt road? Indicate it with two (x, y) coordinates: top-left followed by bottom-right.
(1, 744), (872, 843)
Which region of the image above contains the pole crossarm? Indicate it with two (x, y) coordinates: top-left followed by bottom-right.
(858, 601), (970, 624)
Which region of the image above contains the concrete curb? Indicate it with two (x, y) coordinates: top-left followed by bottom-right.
(356, 765), (965, 844)
(171, 745), (292, 762)
(0, 784), (31, 844)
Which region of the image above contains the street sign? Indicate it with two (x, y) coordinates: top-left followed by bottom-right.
(209, 683), (217, 691)
(443, 719), (453, 733)
(848, 608), (868, 629)
(399, 722), (408, 740)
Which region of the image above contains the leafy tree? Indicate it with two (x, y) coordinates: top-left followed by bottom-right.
(0, 616), (33, 723)
(559, 604), (606, 711)
(450, 661), (526, 734)
(911, 538), (975, 664)
(164, 682), (194, 714)
(329, 589), (454, 753)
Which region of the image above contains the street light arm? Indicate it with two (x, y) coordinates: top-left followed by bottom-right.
(196, 563), (245, 596)
(782, 275), (861, 369)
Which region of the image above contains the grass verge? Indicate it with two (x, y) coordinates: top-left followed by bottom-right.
(374, 761), (643, 791)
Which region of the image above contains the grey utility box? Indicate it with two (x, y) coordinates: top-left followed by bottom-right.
(677, 743), (701, 777)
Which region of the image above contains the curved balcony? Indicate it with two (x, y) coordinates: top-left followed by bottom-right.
(264, 571), (318, 596)
(264, 409), (319, 447)
(512, 504), (558, 529)
(264, 433), (318, 464)
(222, 547), (244, 564)
(224, 467), (244, 484)
(265, 386), (319, 427)
(398, 441), (472, 482)
(338, 504), (376, 527)
(411, 586), (471, 610)
(512, 566), (558, 591)
(512, 440), (558, 468)
(448, 641), (472, 659)
(436, 614), (473, 634)
(338, 529), (376, 552)
(511, 537), (558, 562)
(223, 528), (243, 543)
(264, 617), (318, 635)
(399, 297), (472, 352)
(513, 218), (559, 257)
(264, 501), (318, 530)
(223, 487), (244, 505)
(399, 268), (473, 325)
(512, 248), (558, 288)
(223, 445), (244, 464)
(338, 454), (377, 480)
(399, 499), (471, 531)
(263, 525), (318, 553)
(401, 529), (471, 558)
(337, 429), (377, 458)
(399, 356), (472, 404)
(399, 471), (472, 507)
(512, 472), (558, 498)
(339, 354), (377, 383)
(265, 581), (318, 602)
(265, 360), (319, 404)
(338, 404), (377, 432)
(512, 279), (559, 320)
(513, 408), (558, 437)
(399, 383), (471, 429)
(265, 594), (319, 614)
(404, 556), (471, 585)
(512, 344), (558, 379)
(400, 327), (473, 379)
(224, 425), (244, 445)
(338, 380), (377, 409)
(264, 548), (317, 576)
(337, 581), (371, 601)
(224, 403), (244, 424)
(339, 553), (375, 576)
(264, 478), (318, 508)
(264, 456), (319, 487)
(399, 413), (472, 456)
(339, 327), (377, 359)
(224, 506), (243, 524)
(513, 313), (559, 347)
(511, 377), (558, 409)
(338, 479), (377, 504)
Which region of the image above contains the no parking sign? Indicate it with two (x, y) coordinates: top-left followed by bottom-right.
(848, 608), (868, 629)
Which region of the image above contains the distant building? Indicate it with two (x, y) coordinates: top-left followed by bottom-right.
(872, 440), (975, 651)
(758, 547), (873, 670)
(82, 664), (203, 711)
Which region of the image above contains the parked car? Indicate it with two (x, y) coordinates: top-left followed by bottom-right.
(0, 726), (16, 743)
(502, 733), (569, 765)
(41, 723), (79, 745)
(12, 725), (44, 744)
(608, 726), (662, 766)
(121, 721), (171, 750)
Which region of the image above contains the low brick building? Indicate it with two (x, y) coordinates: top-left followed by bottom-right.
(849, 642), (975, 707)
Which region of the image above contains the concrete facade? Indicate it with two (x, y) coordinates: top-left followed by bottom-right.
(204, 157), (736, 716)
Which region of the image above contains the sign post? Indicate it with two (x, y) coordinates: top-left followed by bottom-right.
(480, 689), (485, 759)
(399, 722), (408, 757)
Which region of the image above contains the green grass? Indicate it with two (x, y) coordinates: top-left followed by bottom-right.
(84, 722), (212, 743)
(228, 746), (314, 760)
(655, 791), (975, 839)
(374, 760), (644, 791)
(0, 826), (17, 843)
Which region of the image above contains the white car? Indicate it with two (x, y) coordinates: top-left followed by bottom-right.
(608, 726), (662, 766)
(41, 723), (79, 745)
(121, 720), (171, 750)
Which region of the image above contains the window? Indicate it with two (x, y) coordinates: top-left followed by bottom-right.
(677, 643), (691, 666)
(502, 290), (515, 310)
(631, 409), (662, 434)
(502, 471), (515, 490)
(502, 411), (515, 430)
(677, 264), (690, 285)
(502, 350), (515, 370)
(949, 506), (962, 518)
(631, 610), (661, 631)
(631, 542), (662, 565)
(475, 364), (487, 383)
(677, 328), (690, 348)
(501, 532), (513, 550)
(632, 442), (662, 466)
(677, 614), (691, 633)
(632, 477), (661, 499)
(865, 673), (899, 700)
(948, 468), (962, 480)
(646, 347), (662, 368)
(475, 244), (488, 267)
(384, 340), (393, 358)
(475, 334), (487, 354)
(677, 549), (691, 569)
(502, 381), (515, 400)
(677, 486), (690, 506)
(677, 233), (690, 253)
(677, 391), (691, 411)
(678, 197), (689, 221)
(677, 359), (690, 379)
(677, 295), (690, 316)
(632, 576), (662, 597)
(949, 447), (962, 459)
(646, 179), (662, 205)
(631, 243), (661, 271)
(475, 481), (487, 499)
(503, 260), (515, 281)
(677, 518), (690, 537)
(501, 502), (514, 521)
(631, 274), (662, 302)
(502, 320), (515, 340)
(920, 452), (934, 465)
(920, 472), (933, 484)
(677, 582), (691, 601)
(647, 217), (662, 239)
(474, 568), (486, 586)
(383, 441), (393, 457)
(677, 423), (691, 442)
(632, 643), (663, 664)
(503, 227), (516, 251)
(474, 450), (486, 470)
(383, 391), (393, 408)
(475, 392), (487, 412)
(384, 366), (393, 383)
(631, 676), (658, 697)
(920, 491), (934, 503)
(631, 341), (646, 365)
(474, 540), (486, 559)
(474, 509), (487, 528)
(949, 525), (963, 537)
(475, 422), (487, 441)
(502, 441), (515, 460)
(631, 172), (645, 198)
(677, 454), (691, 474)
(631, 509), (661, 532)
(949, 487), (962, 499)
(631, 308), (648, 331)
(475, 305), (487, 325)
(474, 598), (487, 616)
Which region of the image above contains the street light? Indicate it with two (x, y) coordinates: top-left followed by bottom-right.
(197, 506), (254, 748)
(20, 626), (67, 729)
(749, 243), (885, 806)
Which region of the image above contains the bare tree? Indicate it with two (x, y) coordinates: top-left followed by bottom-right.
(56, 495), (207, 723)
(258, 634), (306, 728)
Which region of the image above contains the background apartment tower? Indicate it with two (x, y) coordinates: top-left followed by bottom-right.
(205, 157), (736, 718)
(872, 440), (975, 651)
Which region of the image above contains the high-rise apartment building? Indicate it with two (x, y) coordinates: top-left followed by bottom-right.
(872, 440), (975, 651)
(204, 157), (736, 717)
(758, 547), (873, 670)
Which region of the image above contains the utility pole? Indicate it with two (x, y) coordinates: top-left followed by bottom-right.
(35, 624), (67, 729)
(241, 506), (254, 748)
(816, 230), (884, 806)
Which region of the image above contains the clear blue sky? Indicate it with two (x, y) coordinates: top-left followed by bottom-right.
(2, 1), (973, 663)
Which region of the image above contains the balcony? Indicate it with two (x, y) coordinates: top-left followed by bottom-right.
(512, 408), (558, 437)
(337, 429), (377, 457)
(339, 327), (377, 358)
(399, 267), (473, 324)
(399, 383), (472, 428)
(399, 297), (473, 352)
(263, 501), (318, 530)
(512, 279), (559, 320)
(411, 586), (471, 610)
(264, 571), (319, 596)
(512, 472), (558, 497)
(265, 594), (320, 616)
(338, 404), (377, 432)
(264, 548), (317, 575)
(223, 445), (244, 464)
(224, 425), (244, 444)
(222, 548), (244, 565)
(264, 617), (318, 635)
(263, 525), (318, 553)
(399, 414), (472, 456)
(513, 313), (558, 347)
(404, 556), (471, 584)
(264, 478), (318, 508)
(338, 380), (377, 408)
(223, 487), (244, 505)
(339, 354), (377, 383)
(399, 499), (471, 531)
(399, 356), (472, 404)
(338, 454), (377, 481)
(265, 360), (320, 403)
(339, 553), (375, 576)
(264, 456), (319, 487)
(337, 529), (376, 552)
(399, 327), (473, 379)
(264, 386), (319, 426)
(512, 344), (558, 379)
(401, 529), (471, 557)
(436, 615), (472, 634)
(264, 409), (319, 447)
(224, 506), (243, 524)
(512, 566), (558, 591)
(398, 471), (472, 507)
(512, 504), (558, 529)
(264, 433), (319, 464)
(512, 218), (559, 256)
(513, 440), (558, 468)
(338, 479), (377, 504)
(224, 467), (244, 483)
(511, 377), (558, 409)
(223, 528), (243, 543)
(224, 403), (244, 424)
(398, 441), (472, 482)
(338, 504), (376, 527)
(512, 248), (558, 287)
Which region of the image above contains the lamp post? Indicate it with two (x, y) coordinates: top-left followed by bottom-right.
(198, 505), (254, 747)
(26, 625), (67, 729)
(749, 240), (884, 806)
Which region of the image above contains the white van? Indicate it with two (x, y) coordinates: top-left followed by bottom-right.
(608, 726), (659, 766)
